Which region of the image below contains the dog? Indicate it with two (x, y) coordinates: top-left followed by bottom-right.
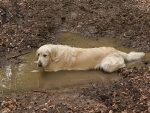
(36, 44), (145, 72)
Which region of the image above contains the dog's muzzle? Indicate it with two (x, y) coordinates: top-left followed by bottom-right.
(38, 61), (43, 67)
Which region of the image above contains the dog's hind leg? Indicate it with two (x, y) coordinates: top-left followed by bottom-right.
(95, 54), (126, 72)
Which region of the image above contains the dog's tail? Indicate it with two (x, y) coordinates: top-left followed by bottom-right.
(119, 51), (145, 62)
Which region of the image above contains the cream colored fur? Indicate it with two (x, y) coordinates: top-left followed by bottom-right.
(36, 44), (145, 72)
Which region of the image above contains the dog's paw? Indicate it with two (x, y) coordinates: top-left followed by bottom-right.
(95, 64), (102, 70)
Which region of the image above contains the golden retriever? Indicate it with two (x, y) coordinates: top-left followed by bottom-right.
(36, 44), (145, 72)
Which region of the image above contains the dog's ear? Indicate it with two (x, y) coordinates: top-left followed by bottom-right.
(48, 47), (57, 62)
(36, 51), (39, 57)
(36, 50), (40, 60)
(36, 49), (39, 56)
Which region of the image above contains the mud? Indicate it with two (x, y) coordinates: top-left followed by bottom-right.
(0, 67), (150, 113)
(0, 33), (123, 93)
(0, 0), (150, 112)
(82, 67), (150, 113)
(0, 33), (150, 113)
(0, 0), (150, 55)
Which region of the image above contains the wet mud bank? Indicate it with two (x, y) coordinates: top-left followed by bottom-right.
(82, 67), (150, 112)
(0, 68), (150, 113)
(0, 0), (150, 55)
(0, 33), (123, 93)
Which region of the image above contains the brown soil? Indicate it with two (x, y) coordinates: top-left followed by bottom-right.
(0, 0), (150, 112)
(83, 67), (150, 113)
(0, 0), (150, 55)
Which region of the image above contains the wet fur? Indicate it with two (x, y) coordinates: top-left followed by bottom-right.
(37, 44), (145, 72)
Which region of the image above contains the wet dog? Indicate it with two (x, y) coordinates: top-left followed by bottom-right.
(36, 44), (145, 72)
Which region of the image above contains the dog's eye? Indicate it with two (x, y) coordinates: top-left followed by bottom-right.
(43, 54), (47, 57)
(37, 54), (39, 56)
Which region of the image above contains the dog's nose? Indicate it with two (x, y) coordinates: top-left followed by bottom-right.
(38, 61), (42, 67)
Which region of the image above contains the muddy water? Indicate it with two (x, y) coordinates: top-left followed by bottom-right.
(0, 32), (149, 93)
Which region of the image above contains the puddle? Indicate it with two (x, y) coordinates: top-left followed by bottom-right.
(0, 32), (149, 93)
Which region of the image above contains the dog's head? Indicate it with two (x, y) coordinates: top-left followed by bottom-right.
(36, 44), (56, 68)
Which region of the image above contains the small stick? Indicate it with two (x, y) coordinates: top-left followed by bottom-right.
(33, 90), (48, 93)
(7, 51), (31, 60)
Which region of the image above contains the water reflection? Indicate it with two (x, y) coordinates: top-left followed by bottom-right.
(0, 65), (12, 89)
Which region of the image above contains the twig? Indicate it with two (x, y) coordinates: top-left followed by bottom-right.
(7, 51), (31, 60)
(56, 107), (60, 113)
(33, 90), (48, 93)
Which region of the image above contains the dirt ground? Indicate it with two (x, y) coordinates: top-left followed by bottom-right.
(0, 0), (150, 54)
(0, 0), (150, 113)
